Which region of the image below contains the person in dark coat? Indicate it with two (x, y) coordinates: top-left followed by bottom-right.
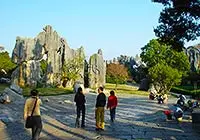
(95, 86), (106, 131)
(74, 87), (86, 128)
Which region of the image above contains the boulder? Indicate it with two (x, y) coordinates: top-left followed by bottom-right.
(64, 100), (73, 104)
(44, 98), (50, 102)
(0, 94), (11, 104)
(58, 101), (64, 104)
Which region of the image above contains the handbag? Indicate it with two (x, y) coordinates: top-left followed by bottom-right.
(25, 98), (38, 128)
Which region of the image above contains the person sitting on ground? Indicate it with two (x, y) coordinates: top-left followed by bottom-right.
(177, 94), (186, 107)
(149, 92), (155, 100)
(174, 107), (183, 121)
(157, 95), (164, 104)
(192, 101), (199, 108)
(163, 94), (168, 104)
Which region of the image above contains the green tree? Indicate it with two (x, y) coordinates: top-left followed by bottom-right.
(116, 55), (137, 81)
(153, 0), (200, 51)
(106, 63), (128, 89)
(149, 63), (182, 94)
(62, 55), (84, 87)
(140, 39), (190, 94)
(0, 51), (16, 77)
(40, 59), (48, 75)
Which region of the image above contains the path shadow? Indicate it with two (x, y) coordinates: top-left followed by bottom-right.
(3, 120), (31, 140)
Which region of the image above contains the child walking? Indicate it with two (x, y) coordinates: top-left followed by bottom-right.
(107, 90), (118, 122)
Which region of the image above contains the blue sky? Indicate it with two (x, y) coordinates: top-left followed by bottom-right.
(0, 0), (199, 60)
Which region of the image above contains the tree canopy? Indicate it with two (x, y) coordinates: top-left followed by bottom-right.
(62, 55), (84, 87)
(153, 0), (200, 51)
(0, 51), (16, 77)
(140, 39), (190, 94)
(40, 59), (48, 76)
(116, 55), (136, 80)
(106, 63), (128, 88)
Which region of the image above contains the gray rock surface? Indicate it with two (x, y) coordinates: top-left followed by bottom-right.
(185, 44), (200, 72)
(11, 25), (85, 87)
(3, 87), (23, 102)
(88, 49), (106, 88)
(10, 84), (22, 95)
(0, 45), (4, 52)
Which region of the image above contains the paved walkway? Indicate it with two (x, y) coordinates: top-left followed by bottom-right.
(0, 92), (200, 140)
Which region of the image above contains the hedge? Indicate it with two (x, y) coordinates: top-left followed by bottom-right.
(170, 86), (200, 99)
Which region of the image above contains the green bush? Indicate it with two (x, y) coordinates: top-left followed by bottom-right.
(170, 86), (200, 98)
(106, 75), (126, 84)
(175, 85), (200, 90)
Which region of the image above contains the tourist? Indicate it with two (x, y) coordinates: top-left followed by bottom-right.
(177, 94), (186, 107)
(74, 87), (86, 128)
(95, 86), (106, 131)
(163, 94), (168, 104)
(174, 106), (183, 122)
(24, 89), (42, 140)
(157, 94), (163, 104)
(149, 92), (155, 100)
(107, 90), (118, 122)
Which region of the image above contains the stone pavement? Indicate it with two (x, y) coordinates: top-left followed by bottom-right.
(0, 92), (200, 140)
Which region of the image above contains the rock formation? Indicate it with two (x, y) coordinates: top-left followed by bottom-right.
(0, 45), (4, 52)
(88, 49), (106, 88)
(12, 25), (85, 87)
(11, 25), (106, 88)
(185, 44), (200, 72)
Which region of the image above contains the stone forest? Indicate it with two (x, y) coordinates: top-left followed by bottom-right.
(11, 25), (106, 88)
(0, 1), (200, 140)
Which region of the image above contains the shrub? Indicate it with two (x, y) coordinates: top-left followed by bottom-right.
(170, 86), (200, 99)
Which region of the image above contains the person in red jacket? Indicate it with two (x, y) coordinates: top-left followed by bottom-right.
(107, 90), (118, 122)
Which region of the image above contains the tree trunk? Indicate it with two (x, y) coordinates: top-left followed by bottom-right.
(18, 64), (25, 87)
(115, 82), (118, 91)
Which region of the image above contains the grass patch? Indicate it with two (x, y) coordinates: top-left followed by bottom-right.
(105, 83), (149, 95)
(0, 84), (73, 97)
(23, 87), (73, 97)
(0, 84), (9, 93)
